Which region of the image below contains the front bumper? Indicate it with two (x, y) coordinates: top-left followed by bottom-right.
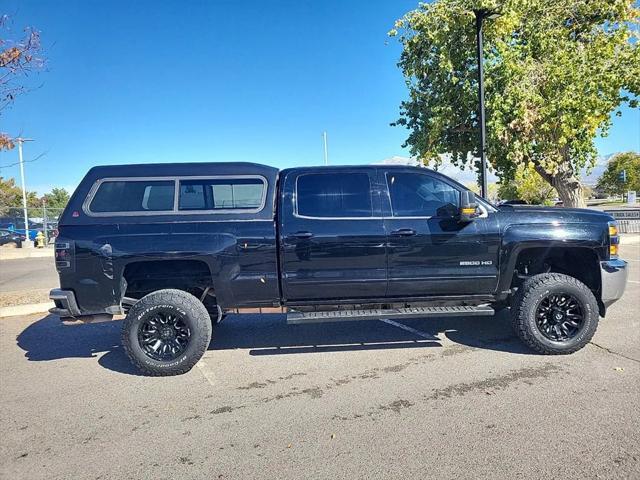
(49, 288), (81, 317)
(600, 259), (628, 308)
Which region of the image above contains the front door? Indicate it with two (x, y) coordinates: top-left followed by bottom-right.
(280, 169), (387, 302)
(382, 170), (500, 297)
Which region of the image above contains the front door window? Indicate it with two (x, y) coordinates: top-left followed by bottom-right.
(387, 172), (460, 218)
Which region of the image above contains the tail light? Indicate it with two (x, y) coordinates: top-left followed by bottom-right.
(55, 240), (75, 271)
(608, 221), (619, 258)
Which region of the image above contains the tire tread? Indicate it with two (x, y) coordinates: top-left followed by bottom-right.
(511, 273), (598, 355)
(122, 289), (212, 376)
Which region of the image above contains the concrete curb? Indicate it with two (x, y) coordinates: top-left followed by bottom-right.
(0, 302), (53, 318)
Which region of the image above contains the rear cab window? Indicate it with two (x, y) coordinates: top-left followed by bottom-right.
(89, 180), (175, 213)
(85, 176), (267, 215)
(178, 178), (265, 211)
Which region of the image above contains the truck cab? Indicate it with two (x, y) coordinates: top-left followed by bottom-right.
(278, 166), (500, 302)
(50, 162), (628, 376)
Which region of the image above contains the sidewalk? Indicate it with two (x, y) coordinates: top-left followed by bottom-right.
(0, 246), (54, 261)
(621, 233), (640, 245)
(0, 301), (53, 318)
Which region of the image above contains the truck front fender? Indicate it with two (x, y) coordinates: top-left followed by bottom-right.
(495, 222), (608, 299)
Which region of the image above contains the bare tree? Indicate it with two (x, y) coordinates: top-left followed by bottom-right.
(0, 14), (44, 150)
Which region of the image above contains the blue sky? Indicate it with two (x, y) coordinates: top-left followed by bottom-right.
(1, 0), (639, 194)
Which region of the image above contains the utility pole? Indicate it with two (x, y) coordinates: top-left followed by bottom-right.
(16, 138), (34, 247)
(322, 131), (328, 166)
(42, 198), (48, 244)
(473, 9), (500, 198)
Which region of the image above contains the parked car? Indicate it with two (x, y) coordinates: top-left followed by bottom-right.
(0, 221), (16, 230)
(50, 162), (629, 376)
(0, 218), (39, 241)
(0, 229), (26, 247)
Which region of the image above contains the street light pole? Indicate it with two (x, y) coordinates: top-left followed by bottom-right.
(42, 198), (48, 244)
(16, 137), (34, 246)
(322, 131), (328, 166)
(473, 9), (500, 199)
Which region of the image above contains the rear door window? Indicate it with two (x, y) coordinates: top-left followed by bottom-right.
(296, 172), (373, 218)
(89, 180), (175, 213)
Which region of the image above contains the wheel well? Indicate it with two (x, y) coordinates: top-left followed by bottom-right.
(122, 260), (213, 300)
(512, 247), (601, 295)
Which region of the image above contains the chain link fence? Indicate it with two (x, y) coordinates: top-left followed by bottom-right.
(0, 206), (65, 244)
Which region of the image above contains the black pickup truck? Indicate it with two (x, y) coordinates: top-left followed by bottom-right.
(50, 162), (628, 375)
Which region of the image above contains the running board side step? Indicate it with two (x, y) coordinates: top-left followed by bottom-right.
(286, 305), (495, 324)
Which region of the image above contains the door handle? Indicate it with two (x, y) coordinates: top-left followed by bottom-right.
(290, 231), (314, 239)
(390, 228), (417, 237)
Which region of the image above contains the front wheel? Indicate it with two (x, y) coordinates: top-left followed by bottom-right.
(511, 273), (599, 355)
(122, 289), (212, 376)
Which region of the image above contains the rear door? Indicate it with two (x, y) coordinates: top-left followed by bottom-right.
(279, 169), (387, 302)
(382, 169), (500, 297)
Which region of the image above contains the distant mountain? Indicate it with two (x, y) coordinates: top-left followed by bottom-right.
(376, 153), (626, 187)
(373, 155), (423, 167)
(580, 153), (618, 186)
(374, 155), (497, 185)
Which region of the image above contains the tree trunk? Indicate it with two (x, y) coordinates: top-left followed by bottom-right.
(553, 176), (585, 208)
(533, 163), (585, 208)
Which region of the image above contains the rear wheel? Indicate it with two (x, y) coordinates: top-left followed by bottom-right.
(122, 289), (212, 376)
(511, 273), (599, 354)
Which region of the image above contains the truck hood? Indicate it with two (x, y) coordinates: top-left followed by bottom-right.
(497, 205), (613, 224)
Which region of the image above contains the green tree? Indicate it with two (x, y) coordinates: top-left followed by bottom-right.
(497, 163), (557, 205)
(42, 187), (70, 209)
(390, 0), (640, 207)
(596, 151), (640, 196)
(465, 180), (499, 202)
(0, 176), (38, 214)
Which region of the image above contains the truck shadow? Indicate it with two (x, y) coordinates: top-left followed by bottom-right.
(15, 314), (141, 375)
(16, 310), (533, 376)
(213, 310), (531, 357)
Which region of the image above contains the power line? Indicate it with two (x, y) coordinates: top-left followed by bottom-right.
(0, 150), (47, 169)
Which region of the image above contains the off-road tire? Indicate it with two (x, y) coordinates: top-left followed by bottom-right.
(122, 289), (212, 376)
(511, 273), (599, 355)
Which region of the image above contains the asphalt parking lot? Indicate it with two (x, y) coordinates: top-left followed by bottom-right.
(1, 243), (639, 480)
(0, 255), (58, 308)
(0, 256), (57, 294)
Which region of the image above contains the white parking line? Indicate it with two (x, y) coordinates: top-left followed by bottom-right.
(380, 319), (439, 340)
(628, 280), (640, 284)
(196, 360), (216, 386)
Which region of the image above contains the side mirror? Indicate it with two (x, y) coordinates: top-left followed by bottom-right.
(459, 190), (480, 223)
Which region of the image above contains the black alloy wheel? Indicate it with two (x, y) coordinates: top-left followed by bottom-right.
(511, 273), (599, 355)
(535, 293), (584, 342)
(122, 289), (212, 376)
(138, 310), (191, 361)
